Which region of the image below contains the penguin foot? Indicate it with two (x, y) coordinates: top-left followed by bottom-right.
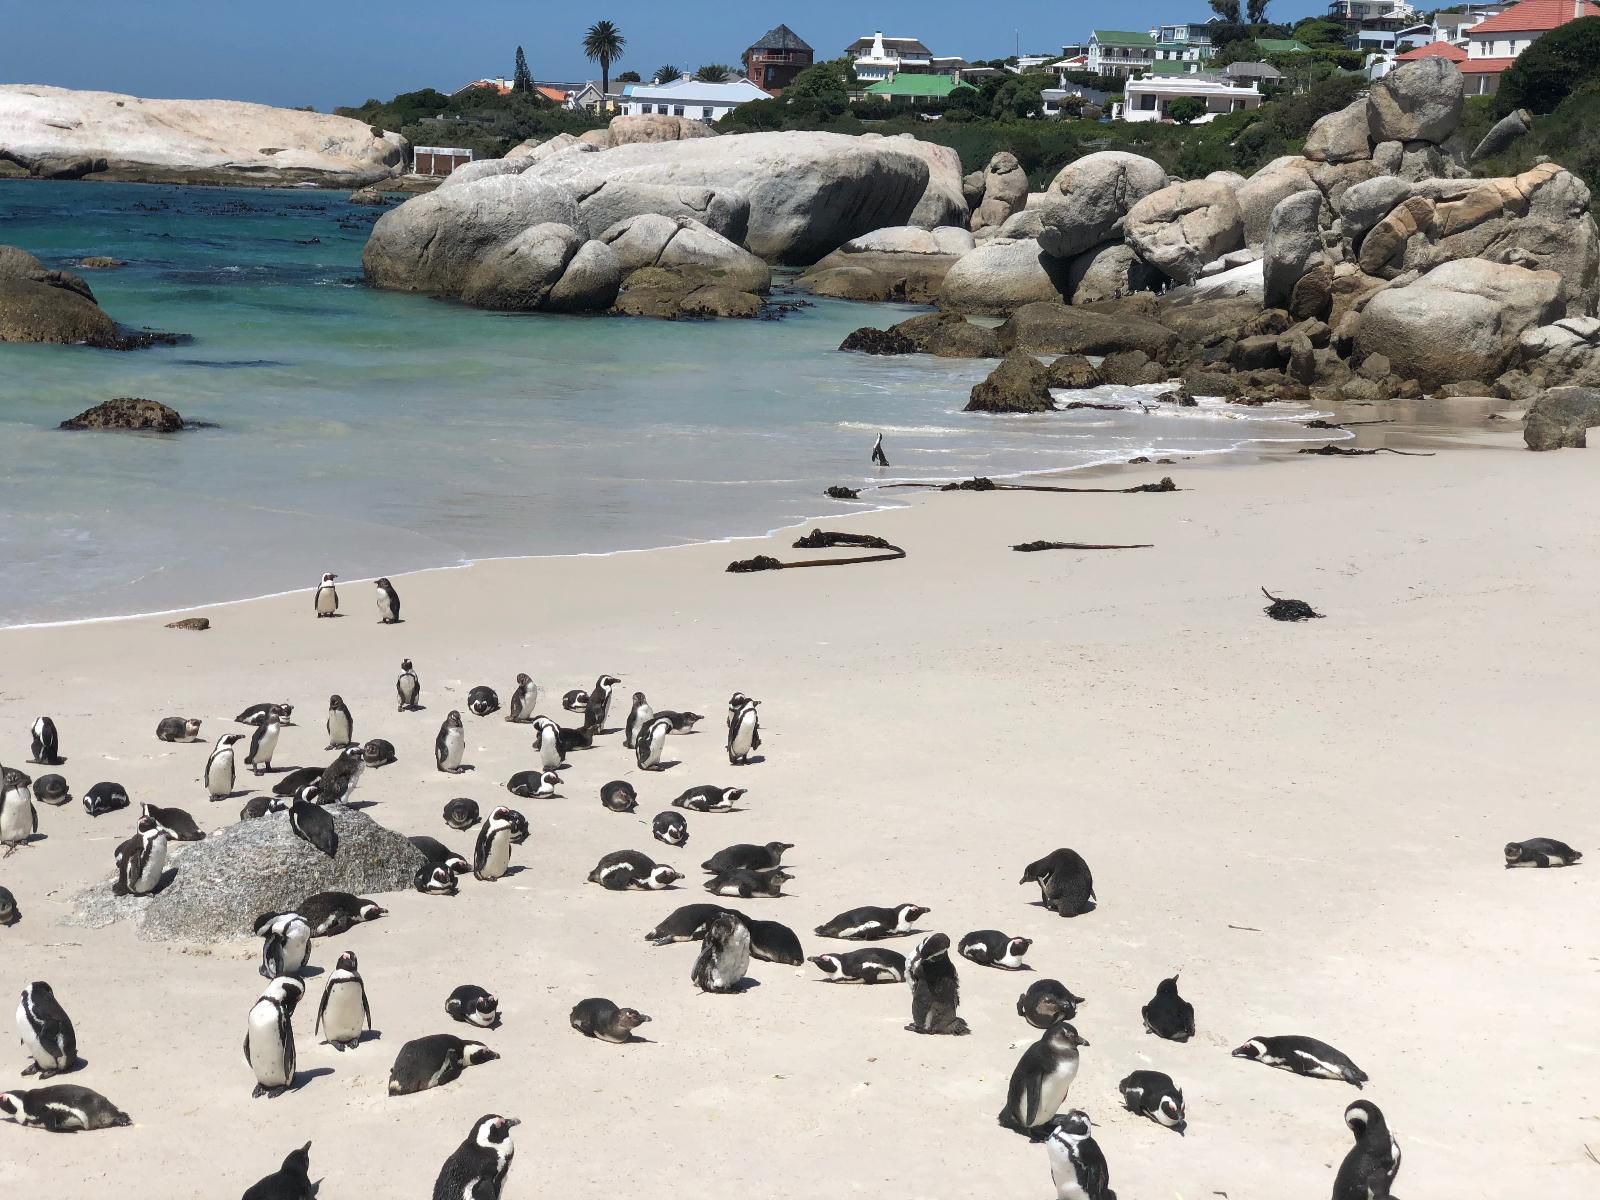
(21, 1063), (39, 1076)
(251, 1085), (266, 1098)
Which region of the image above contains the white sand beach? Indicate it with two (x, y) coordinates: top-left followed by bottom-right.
(1, 426), (1595, 1197)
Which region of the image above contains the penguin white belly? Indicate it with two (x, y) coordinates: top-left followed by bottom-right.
(329, 713), (351, 744)
(399, 678), (418, 703)
(639, 734), (664, 768)
(1032, 1058), (1080, 1124)
(133, 836), (168, 893)
(252, 727), (279, 764)
(483, 833), (512, 879)
(315, 588), (336, 615)
(206, 753), (234, 796)
(730, 718), (755, 758)
(247, 1006), (291, 1086)
(321, 983), (366, 1044)
(439, 729), (464, 770)
(16, 1000), (53, 1067)
(537, 735), (561, 770)
(0, 795), (33, 844)
(375, 593), (392, 620)
(281, 927), (311, 974)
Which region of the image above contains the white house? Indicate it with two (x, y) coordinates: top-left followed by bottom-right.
(620, 77), (772, 122)
(1122, 74), (1263, 122)
(1463, 0), (1600, 95)
(846, 32), (935, 83)
(1087, 30), (1158, 78)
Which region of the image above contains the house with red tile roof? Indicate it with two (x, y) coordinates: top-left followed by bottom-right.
(1463, 0), (1600, 94)
(1397, 39), (1468, 62)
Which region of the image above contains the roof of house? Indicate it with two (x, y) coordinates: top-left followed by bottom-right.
(748, 24), (813, 53)
(863, 74), (976, 97)
(1460, 55), (1519, 71)
(1092, 30), (1157, 45)
(1470, 0), (1600, 33)
(847, 35), (933, 57)
(534, 85), (569, 103)
(1226, 60), (1285, 78)
(1397, 40), (1468, 61)
(1255, 38), (1313, 53)
(1150, 59), (1202, 74)
(454, 78), (512, 96)
(626, 78), (773, 103)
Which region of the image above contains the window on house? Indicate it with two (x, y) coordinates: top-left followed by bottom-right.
(1139, 94), (1157, 109)
(673, 104), (685, 116)
(702, 106), (714, 119)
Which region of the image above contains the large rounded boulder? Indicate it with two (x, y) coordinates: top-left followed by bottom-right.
(1037, 152), (1168, 260)
(0, 244), (118, 345)
(936, 238), (1072, 315)
(1236, 156), (1317, 245)
(1368, 58), (1464, 145)
(971, 151), (1031, 233)
(800, 225), (972, 303)
(1123, 180), (1245, 285)
(457, 223), (621, 312)
(576, 181), (750, 246)
(600, 213), (771, 293)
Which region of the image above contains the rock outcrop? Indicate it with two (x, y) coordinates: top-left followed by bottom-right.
(1236, 157), (1318, 245)
(1123, 180), (1245, 285)
(576, 181), (750, 245)
(606, 114), (720, 145)
(936, 238), (1072, 315)
(600, 214), (770, 293)
(0, 84), (405, 187)
(59, 397), (186, 432)
(1368, 57), (1464, 145)
(1524, 386), (1600, 449)
(1037, 151), (1168, 260)
(868, 135), (968, 230)
(800, 226), (972, 303)
(970, 151), (1031, 233)
(965, 352), (1056, 412)
(996, 301), (1179, 358)
(0, 244), (177, 349)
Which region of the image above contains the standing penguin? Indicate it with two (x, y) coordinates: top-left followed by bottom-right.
(316, 746), (365, 805)
(0, 762), (37, 856)
(244, 977), (304, 1099)
(691, 911), (751, 994)
(314, 950), (372, 1051)
(871, 433), (889, 467)
(374, 577), (401, 624)
(272, 797), (338, 858)
(396, 658), (421, 712)
(998, 1021), (1090, 1136)
(1334, 1100), (1401, 1200)
(635, 715), (674, 771)
(112, 816), (168, 897)
(431, 1114), (519, 1200)
(623, 692), (653, 750)
(256, 912), (312, 980)
(245, 706), (283, 776)
(241, 1143), (315, 1200)
(906, 932), (969, 1035)
(727, 697), (761, 765)
(313, 572), (339, 617)
(205, 733), (243, 800)
(16, 982), (77, 1078)
(506, 673), (537, 723)
(435, 710), (469, 773)
(583, 674), (621, 733)
(1022, 848), (1096, 917)
(473, 807), (517, 881)
(530, 716), (565, 771)
(1141, 974), (1194, 1042)
(325, 694), (354, 749)
(29, 717), (61, 766)
(1045, 1110), (1115, 1200)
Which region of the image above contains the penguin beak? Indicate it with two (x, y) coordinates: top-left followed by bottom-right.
(503, 1116), (521, 1127)
(1174, 1122), (1187, 1136)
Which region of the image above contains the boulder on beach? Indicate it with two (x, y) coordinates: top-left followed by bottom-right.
(577, 181), (750, 246)
(1236, 156), (1317, 245)
(1303, 98), (1373, 165)
(1368, 58), (1464, 146)
(858, 134), (968, 230)
(611, 266), (763, 321)
(840, 327), (918, 355)
(599, 213), (770, 294)
(936, 238), (1072, 315)
(606, 114), (720, 145)
(800, 225), (972, 303)
(971, 151), (1031, 233)
(1263, 189), (1327, 308)
(885, 310), (1002, 358)
(434, 158), (533, 191)
(458, 224), (622, 312)
(995, 301), (1180, 358)
(0, 244), (166, 348)
(59, 397), (186, 432)
(1123, 179), (1245, 285)
(1524, 386), (1600, 450)
(0, 84), (405, 187)
(1064, 241), (1162, 306)
(965, 351), (1057, 413)
(1037, 151), (1168, 260)
(67, 806), (422, 942)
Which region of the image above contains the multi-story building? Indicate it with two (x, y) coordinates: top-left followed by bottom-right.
(743, 24), (814, 96)
(846, 32), (935, 84)
(1462, 0), (1600, 94)
(1087, 30), (1157, 78)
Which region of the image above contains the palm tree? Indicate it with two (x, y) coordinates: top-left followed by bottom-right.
(694, 64), (736, 83)
(654, 64), (683, 84)
(582, 20), (626, 95)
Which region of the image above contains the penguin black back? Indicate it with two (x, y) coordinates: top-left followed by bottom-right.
(906, 933), (968, 1035)
(1141, 974), (1194, 1041)
(241, 1141), (315, 1200)
(1334, 1100), (1400, 1200)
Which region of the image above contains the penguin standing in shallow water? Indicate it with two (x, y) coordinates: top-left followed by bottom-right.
(435, 711), (469, 773)
(246, 706), (283, 776)
(396, 658), (421, 712)
(325, 694), (354, 749)
(999, 1021), (1088, 1136)
(205, 734), (243, 800)
(16, 982), (77, 1078)
(906, 932), (968, 1034)
(112, 816), (168, 896)
(313, 572), (339, 617)
(245, 977), (304, 1098)
(29, 718), (60, 765)
(1142, 974), (1194, 1042)
(727, 697), (760, 765)
(1334, 1100), (1401, 1200)
(636, 715), (674, 771)
(431, 1114), (519, 1200)
(506, 673), (537, 723)
(1046, 1110), (1115, 1200)
(623, 692), (653, 750)
(314, 950), (371, 1051)
(374, 577), (401, 624)
(241, 1142), (315, 1200)
(871, 433), (889, 467)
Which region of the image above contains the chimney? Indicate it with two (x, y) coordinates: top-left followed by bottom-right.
(872, 31), (885, 59)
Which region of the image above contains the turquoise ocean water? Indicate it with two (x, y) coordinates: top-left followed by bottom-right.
(0, 181), (1325, 626)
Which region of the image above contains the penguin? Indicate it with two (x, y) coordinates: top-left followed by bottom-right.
(313, 572), (339, 617)
(570, 998), (652, 1044)
(297, 892), (386, 937)
(691, 910), (751, 994)
(396, 658), (421, 712)
(635, 715), (674, 771)
(435, 710), (468, 774)
(555, 724), (594, 755)
(1231, 1035), (1368, 1087)
(83, 780), (130, 817)
(32, 775), (69, 807)
(652, 810), (688, 847)
(561, 689), (590, 713)
(960, 931), (1033, 970)
(16, 982), (77, 1077)
(443, 797), (481, 830)
(654, 710), (705, 732)
(1118, 1070), (1186, 1135)
(601, 780), (638, 813)
(701, 841), (793, 873)
(1334, 1099), (1401, 1200)
(644, 903), (739, 945)
(388, 1033), (498, 1096)
(241, 795), (276, 820)
(272, 796), (338, 858)
(0, 1085), (130, 1132)
(0, 763), (37, 855)
(374, 576), (401, 624)
(808, 947), (907, 983)
(138, 801), (204, 842)
(316, 746), (365, 805)
(815, 903), (930, 940)
(506, 673), (538, 723)
(431, 1113), (518, 1200)
(506, 770), (561, 798)
(0, 886), (18, 926)
(445, 985), (500, 1028)
(409, 835), (470, 876)
(112, 816), (168, 897)
(726, 692), (749, 733)
(236, 702), (294, 727)
(272, 766), (322, 797)
(245, 976), (304, 1098)
(1504, 837), (1582, 867)
(1142, 974), (1195, 1042)
(704, 867), (791, 898)
(588, 849), (681, 891)
(246, 706), (283, 775)
(1022, 848), (1096, 917)
(205, 734), (243, 800)
(748, 917), (804, 965)
(415, 863), (458, 895)
(467, 686), (499, 717)
(362, 738), (396, 766)
(1045, 1110), (1115, 1200)
(906, 932), (969, 1035)
(623, 692), (653, 749)
(1018, 979), (1085, 1029)
(314, 950), (371, 1050)
(325, 694), (354, 749)
(583, 674), (622, 733)
(255, 912), (312, 979)
(671, 784), (746, 812)
(530, 716), (566, 771)
(29, 717), (61, 765)
(241, 1142), (315, 1200)
(871, 432), (889, 467)
(155, 716), (203, 742)
(999, 1021), (1089, 1136)
(726, 697), (761, 765)
(473, 807), (517, 881)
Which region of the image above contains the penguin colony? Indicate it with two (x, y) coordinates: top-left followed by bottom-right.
(0, 568), (1583, 1198)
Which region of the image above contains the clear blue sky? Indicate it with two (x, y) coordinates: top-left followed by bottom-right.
(12, 1), (1328, 111)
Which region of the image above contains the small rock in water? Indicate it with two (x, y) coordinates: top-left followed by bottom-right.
(839, 327), (916, 356)
(1261, 588), (1323, 622)
(824, 485), (860, 500)
(60, 397), (185, 432)
(77, 256), (125, 269)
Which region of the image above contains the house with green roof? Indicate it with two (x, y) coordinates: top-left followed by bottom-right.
(862, 74), (977, 103)
(1087, 30), (1157, 78)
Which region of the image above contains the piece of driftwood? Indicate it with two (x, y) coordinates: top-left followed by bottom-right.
(873, 475), (1180, 495)
(727, 532), (906, 573)
(1012, 540), (1154, 552)
(1298, 443), (1433, 457)
(1303, 418), (1395, 429)
(794, 530), (894, 550)
(1261, 587), (1323, 621)
(824, 485), (861, 500)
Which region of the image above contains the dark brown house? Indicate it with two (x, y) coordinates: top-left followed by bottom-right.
(743, 24), (814, 95)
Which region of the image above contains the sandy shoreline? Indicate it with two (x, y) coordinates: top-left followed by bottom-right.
(1, 421), (1595, 1197)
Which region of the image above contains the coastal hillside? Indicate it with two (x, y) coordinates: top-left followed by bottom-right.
(0, 84), (407, 187)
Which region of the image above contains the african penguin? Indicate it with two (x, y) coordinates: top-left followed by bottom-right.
(297, 892), (385, 937)
(445, 985), (500, 1028)
(1118, 1070), (1186, 1135)
(467, 686), (499, 717)
(435, 710), (468, 773)
(502, 808), (530, 844)
(387, 1033), (498, 1096)
(506, 769), (560, 798)
(255, 912), (312, 979)
(1141, 974), (1194, 1042)
(748, 918), (805, 964)
(430, 1114), (518, 1200)
(1504, 837), (1582, 867)
(1232, 1034), (1368, 1087)
(1046, 1110), (1115, 1200)
(473, 807), (517, 881)
(409, 835), (470, 876)
(601, 780), (638, 813)
(531, 716), (565, 771)
(415, 864), (458, 895)
(0, 1084), (130, 1132)
(671, 784), (746, 812)
(1334, 1099), (1401, 1200)
(0, 886), (18, 926)
(999, 1020), (1089, 1136)
(241, 795), (275, 820)
(245, 706), (282, 775)
(316, 746), (365, 804)
(808, 947), (907, 984)
(272, 796), (338, 858)
(32, 774), (69, 807)
(1022, 848), (1096, 917)
(726, 697), (761, 765)
(245, 976), (304, 1098)
(583, 674), (621, 733)
(374, 576), (401, 624)
(325, 694), (354, 749)
(726, 692), (749, 732)
(871, 433), (889, 467)
(313, 572), (339, 617)
(506, 673), (537, 723)
(815, 903), (929, 940)
(236, 702), (293, 727)
(959, 930), (1032, 970)
(82, 780), (130, 817)
(443, 797), (481, 830)
(635, 715), (674, 771)
(554, 723), (593, 755)
(314, 950), (371, 1051)
(652, 810), (688, 846)
(139, 801), (204, 841)
(623, 692), (653, 749)
(655, 709), (704, 732)
(907, 932), (969, 1035)
(16, 982), (77, 1078)
(156, 716), (203, 742)
(691, 911), (751, 994)
(1017, 979), (1085, 1029)
(396, 658), (420, 712)
(112, 816), (168, 896)
(703, 867), (791, 898)
(0, 763), (36, 855)
(272, 767), (321, 797)
(644, 903), (736, 945)
(588, 849), (680, 891)
(204, 734), (242, 800)
(241, 1142), (315, 1200)
(361, 738), (396, 766)
(701, 841), (793, 873)
(29, 717), (61, 765)
(570, 998), (651, 1044)
(561, 689), (590, 713)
